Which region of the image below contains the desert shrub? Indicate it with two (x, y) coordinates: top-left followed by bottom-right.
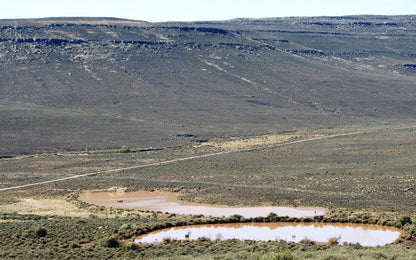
(69, 242), (80, 248)
(123, 242), (139, 250)
(196, 236), (210, 242)
(163, 237), (172, 243)
(120, 145), (131, 153)
(323, 255), (348, 260)
(228, 214), (244, 222)
(266, 212), (280, 222)
(270, 251), (295, 260)
(398, 215), (412, 226)
(348, 242), (362, 249)
(327, 236), (339, 246)
(35, 227), (47, 238)
(299, 237), (315, 245)
(98, 236), (119, 248)
(372, 252), (388, 259)
(368, 218), (378, 224)
(302, 217), (313, 223)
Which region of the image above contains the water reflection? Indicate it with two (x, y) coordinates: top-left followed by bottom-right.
(79, 190), (326, 218)
(135, 222), (402, 247)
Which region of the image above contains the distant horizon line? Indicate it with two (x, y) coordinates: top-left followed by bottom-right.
(1, 14), (415, 23)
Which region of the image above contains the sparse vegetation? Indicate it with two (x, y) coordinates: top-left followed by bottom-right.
(119, 145), (131, 153)
(399, 216), (412, 226)
(1, 16), (415, 157)
(0, 125), (414, 258)
(98, 236), (119, 248)
(123, 242), (139, 250)
(0, 15), (415, 259)
(328, 237), (340, 246)
(270, 252), (295, 260)
(35, 226), (47, 238)
(0, 210), (414, 259)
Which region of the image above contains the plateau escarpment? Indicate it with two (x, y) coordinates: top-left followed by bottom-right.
(0, 16), (415, 155)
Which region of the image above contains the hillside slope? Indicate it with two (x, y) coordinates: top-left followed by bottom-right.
(0, 16), (415, 155)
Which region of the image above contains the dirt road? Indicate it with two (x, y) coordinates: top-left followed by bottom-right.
(1, 125), (414, 192)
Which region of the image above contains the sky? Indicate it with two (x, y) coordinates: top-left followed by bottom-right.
(1, 0), (415, 22)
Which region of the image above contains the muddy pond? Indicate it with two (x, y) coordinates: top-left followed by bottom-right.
(78, 190), (326, 218)
(135, 223), (402, 247)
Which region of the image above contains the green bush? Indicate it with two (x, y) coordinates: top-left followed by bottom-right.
(35, 227), (47, 238)
(120, 145), (131, 153)
(98, 236), (119, 248)
(123, 242), (139, 250)
(398, 215), (412, 226)
(327, 236), (339, 246)
(270, 252), (295, 260)
(266, 212), (281, 222)
(163, 237), (172, 243)
(229, 214), (244, 222)
(69, 242), (80, 248)
(299, 237), (315, 245)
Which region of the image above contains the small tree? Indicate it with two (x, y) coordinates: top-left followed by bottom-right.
(35, 227), (47, 237)
(267, 212), (280, 222)
(398, 215), (412, 226)
(98, 236), (119, 248)
(229, 214), (244, 222)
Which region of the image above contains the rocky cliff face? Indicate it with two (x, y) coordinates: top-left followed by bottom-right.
(0, 16), (415, 155)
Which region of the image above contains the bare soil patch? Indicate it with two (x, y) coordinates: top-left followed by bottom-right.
(0, 198), (92, 217)
(198, 134), (299, 151)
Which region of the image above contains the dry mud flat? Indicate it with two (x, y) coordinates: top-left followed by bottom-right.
(0, 198), (92, 217)
(78, 190), (327, 218)
(80, 190), (403, 247)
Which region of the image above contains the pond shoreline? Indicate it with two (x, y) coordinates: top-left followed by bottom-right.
(78, 190), (327, 218)
(134, 222), (403, 247)
(75, 190), (414, 247)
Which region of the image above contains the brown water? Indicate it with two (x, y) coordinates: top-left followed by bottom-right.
(135, 223), (402, 247)
(78, 190), (326, 218)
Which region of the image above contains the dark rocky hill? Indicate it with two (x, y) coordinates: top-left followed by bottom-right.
(1, 16), (415, 155)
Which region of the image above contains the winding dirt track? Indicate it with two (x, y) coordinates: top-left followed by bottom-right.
(1, 125), (414, 192)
